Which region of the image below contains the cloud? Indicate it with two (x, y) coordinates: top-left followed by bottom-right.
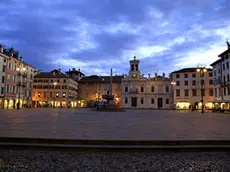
(0, 0), (230, 76)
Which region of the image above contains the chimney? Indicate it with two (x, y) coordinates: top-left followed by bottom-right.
(148, 73), (151, 79)
(78, 68), (80, 71)
(155, 72), (157, 80)
(0, 45), (3, 53)
(20, 56), (23, 62)
(73, 68), (75, 71)
(58, 68), (61, 72)
(162, 73), (165, 80)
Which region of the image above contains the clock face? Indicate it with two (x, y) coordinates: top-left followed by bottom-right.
(132, 74), (136, 78)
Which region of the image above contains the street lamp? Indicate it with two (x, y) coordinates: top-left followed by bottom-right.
(171, 82), (176, 109)
(53, 82), (57, 108)
(196, 68), (207, 113)
(16, 67), (27, 109)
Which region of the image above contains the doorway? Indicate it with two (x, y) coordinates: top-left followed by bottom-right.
(157, 98), (163, 108)
(131, 97), (137, 107)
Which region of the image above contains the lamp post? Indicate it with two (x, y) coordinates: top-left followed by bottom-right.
(171, 81), (176, 110)
(53, 82), (57, 108)
(196, 68), (207, 113)
(16, 67), (27, 109)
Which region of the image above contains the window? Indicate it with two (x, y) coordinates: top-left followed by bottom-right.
(165, 86), (169, 92)
(13, 86), (15, 94)
(176, 89), (180, 97)
(2, 65), (6, 72)
(214, 71), (216, 76)
(209, 72), (213, 77)
(227, 62), (229, 69)
(125, 98), (128, 104)
(6, 85), (9, 93)
(141, 87), (144, 92)
(184, 74), (188, 78)
(51, 80), (53, 83)
(209, 89), (213, 96)
(228, 87), (230, 95)
(141, 98), (144, 104)
(176, 81), (180, 86)
(1, 87), (4, 94)
(151, 98), (154, 104)
(192, 73), (196, 78)
(57, 80), (60, 83)
(184, 89), (189, 96)
(184, 81), (188, 86)
(50, 92), (53, 97)
(201, 79), (205, 85)
(62, 92), (66, 98)
(44, 92), (46, 98)
(166, 99), (169, 104)
(228, 74), (230, 82)
(1, 76), (4, 83)
(223, 63), (225, 71)
(63, 80), (66, 83)
(151, 86), (154, 92)
(4, 59), (6, 63)
(56, 92), (59, 97)
(224, 87), (226, 95)
(215, 88), (217, 97)
(8, 63), (11, 69)
(38, 92), (41, 97)
(125, 87), (128, 92)
(209, 79), (213, 85)
(62, 85), (65, 89)
(192, 89), (197, 96)
(176, 74), (180, 78)
(192, 80), (196, 85)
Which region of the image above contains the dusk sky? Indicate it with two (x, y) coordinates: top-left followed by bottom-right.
(0, 0), (230, 76)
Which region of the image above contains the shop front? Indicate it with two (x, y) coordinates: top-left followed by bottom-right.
(176, 102), (190, 110)
(4, 99), (16, 109)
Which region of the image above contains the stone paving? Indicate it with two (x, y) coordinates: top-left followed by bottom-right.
(1, 150), (230, 172)
(0, 108), (230, 140)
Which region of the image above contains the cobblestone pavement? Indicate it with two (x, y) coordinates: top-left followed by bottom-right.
(0, 108), (230, 140)
(0, 150), (230, 172)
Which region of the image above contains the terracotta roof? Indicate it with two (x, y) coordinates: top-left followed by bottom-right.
(171, 68), (212, 73)
(79, 75), (123, 83)
(210, 59), (221, 66)
(34, 69), (69, 78)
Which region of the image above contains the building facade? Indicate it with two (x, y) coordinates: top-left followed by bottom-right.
(210, 42), (230, 109)
(121, 57), (172, 109)
(66, 68), (85, 81)
(32, 69), (78, 108)
(0, 45), (8, 108)
(0, 46), (35, 109)
(78, 75), (122, 107)
(171, 68), (214, 110)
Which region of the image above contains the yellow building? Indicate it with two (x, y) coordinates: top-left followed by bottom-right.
(32, 69), (78, 108)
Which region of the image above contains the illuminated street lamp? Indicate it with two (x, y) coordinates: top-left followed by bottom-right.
(196, 67), (207, 113)
(53, 82), (57, 108)
(16, 66), (27, 109)
(171, 81), (176, 109)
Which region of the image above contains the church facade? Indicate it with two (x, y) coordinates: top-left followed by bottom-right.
(121, 57), (173, 109)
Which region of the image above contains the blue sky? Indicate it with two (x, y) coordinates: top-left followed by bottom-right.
(1, 0), (230, 76)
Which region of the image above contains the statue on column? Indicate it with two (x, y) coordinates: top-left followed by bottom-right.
(226, 39), (230, 49)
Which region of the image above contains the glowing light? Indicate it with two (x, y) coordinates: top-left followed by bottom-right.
(171, 81), (176, 85)
(53, 82), (57, 85)
(22, 68), (26, 71)
(196, 68), (200, 72)
(203, 68), (207, 72)
(16, 68), (20, 71)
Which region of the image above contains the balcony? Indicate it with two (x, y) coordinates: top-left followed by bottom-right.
(130, 88), (138, 94)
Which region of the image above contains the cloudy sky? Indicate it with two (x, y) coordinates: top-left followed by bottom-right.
(0, 0), (230, 76)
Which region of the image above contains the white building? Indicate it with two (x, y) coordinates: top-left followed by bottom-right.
(0, 45), (8, 108)
(171, 68), (214, 110)
(121, 56), (172, 109)
(210, 42), (230, 109)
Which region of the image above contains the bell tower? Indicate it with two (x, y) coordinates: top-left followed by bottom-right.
(129, 56), (140, 79)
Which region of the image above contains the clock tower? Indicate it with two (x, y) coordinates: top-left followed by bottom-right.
(129, 56), (140, 79)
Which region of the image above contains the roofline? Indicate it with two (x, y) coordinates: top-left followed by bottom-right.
(171, 67), (212, 74)
(210, 59), (221, 66)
